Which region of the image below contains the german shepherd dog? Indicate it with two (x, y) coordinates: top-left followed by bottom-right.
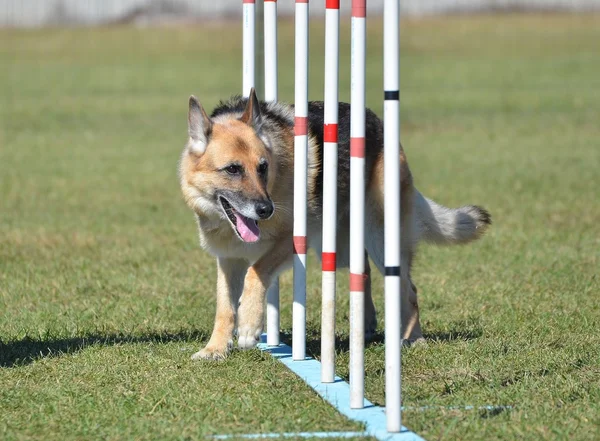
(179, 89), (490, 360)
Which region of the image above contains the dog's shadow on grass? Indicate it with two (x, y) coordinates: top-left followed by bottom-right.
(300, 332), (387, 356)
(280, 325), (483, 356)
(422, 328), (483, 342)
(2, 325), (482, 368)
(0, 330), (208, 368)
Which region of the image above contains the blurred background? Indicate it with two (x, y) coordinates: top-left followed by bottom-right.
(1, 0), (600, 26)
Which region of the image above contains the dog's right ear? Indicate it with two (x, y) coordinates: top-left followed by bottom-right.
(188, 95), (212, 155)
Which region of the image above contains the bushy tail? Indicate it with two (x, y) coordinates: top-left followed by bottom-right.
(415, 190), (491, 245)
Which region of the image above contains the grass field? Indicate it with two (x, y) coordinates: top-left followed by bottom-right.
(1, 14), (600, 441)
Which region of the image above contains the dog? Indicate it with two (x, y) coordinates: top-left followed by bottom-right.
(179, 88), (491, 360)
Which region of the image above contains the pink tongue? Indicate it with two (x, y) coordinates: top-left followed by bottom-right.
(234, 212), (260, 242)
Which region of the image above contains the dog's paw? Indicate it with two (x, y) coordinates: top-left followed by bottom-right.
(237, 325), (262, 350)
(402, 337), (427, 348)
(191, 341), (233, 361)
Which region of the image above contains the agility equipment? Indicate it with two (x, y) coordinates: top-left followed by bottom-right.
(242, 0), (403, 431)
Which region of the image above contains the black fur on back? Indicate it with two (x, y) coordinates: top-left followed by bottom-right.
(211, 95), (294, 131)
(305, 101), (384, 213)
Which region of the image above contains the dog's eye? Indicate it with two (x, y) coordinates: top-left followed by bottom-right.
(225, 164), (243, 175)
(257, 161), (268, 176)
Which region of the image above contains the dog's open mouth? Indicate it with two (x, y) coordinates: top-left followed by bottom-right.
(219, 197), (260, 243)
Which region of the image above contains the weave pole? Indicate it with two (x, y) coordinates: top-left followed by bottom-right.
(349, 0), (366, 409)
(264, 0), (280, 348)
(264, 0), (278, 102)
(384, 0), (402, 432)
(292, 0), (309, 361)
(242, 0), (255, 96)
(320, 0), (340, 384)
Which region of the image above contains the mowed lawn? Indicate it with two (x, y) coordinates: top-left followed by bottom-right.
(1, 14), (599, 441)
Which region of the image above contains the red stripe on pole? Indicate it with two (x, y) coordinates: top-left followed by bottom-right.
(349, 272), (366, 292)
(295, 117), (308, 136)
(351, 0), (366, 17)
(322, 252), (337, 272)
(293, 236), (307, 255)
(323, 124), (338, 143)
(350, 137), (365, 158)
(326, 0), (340, 9)
(296, 0), (309, 3)
(242, 0), (255, 3)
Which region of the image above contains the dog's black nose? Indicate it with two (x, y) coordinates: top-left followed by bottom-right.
(255, 201), (274, 219)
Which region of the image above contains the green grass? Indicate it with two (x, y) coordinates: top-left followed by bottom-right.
(1, 14), (599, 441)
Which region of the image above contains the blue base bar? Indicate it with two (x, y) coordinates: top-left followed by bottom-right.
(257, 335), (426, 441)
(212, 431), (368, 439)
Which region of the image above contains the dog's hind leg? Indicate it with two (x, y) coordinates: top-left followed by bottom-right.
(332, 216), (376, 341)
(364, 255), (378, 341)
(365, 152), (423, 343)
(398, 187), (424, 343)
(365, 222), (423, 343)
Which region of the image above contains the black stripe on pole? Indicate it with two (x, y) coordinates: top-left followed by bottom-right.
(385, 266), (401, 276)
(384, 90), (399, 101)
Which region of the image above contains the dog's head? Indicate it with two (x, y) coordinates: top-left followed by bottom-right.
(179, 89), (274, 243)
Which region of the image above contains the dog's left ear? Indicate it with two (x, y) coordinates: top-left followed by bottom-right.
(240, 87), (263, 130)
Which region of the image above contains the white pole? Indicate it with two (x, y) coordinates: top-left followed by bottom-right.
(292, 0), (309, 361)
(349, 0), (366, 409)
(264, 0), (280, 347)
(264, 0), (278, 102)
(384, 0), (402, 432)
(266, 280), (280, 346)
(321, 0), (340, 384)
(242, 0), (255, 97)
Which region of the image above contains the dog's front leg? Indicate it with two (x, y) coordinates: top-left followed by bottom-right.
(192, 257), (248, 360)
(237, 239), (292, 350)
(236, 266), (269, 350)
